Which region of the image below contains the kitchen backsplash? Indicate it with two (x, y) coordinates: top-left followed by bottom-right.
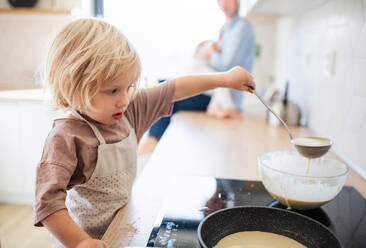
(273, 0), (366, 178)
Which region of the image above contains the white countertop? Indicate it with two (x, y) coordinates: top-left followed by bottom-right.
(0, 88), (45, 101)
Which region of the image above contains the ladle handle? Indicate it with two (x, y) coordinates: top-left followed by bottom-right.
(252, 90), (294, 141)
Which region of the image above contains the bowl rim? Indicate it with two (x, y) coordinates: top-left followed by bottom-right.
(197, 205), (342, 248)
(291, 136), (333, 147)
(258, 150), (349, 179)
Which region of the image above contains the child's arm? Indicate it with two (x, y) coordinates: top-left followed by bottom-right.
(173, 66), (255, 102)
(43, 209), (107, 248)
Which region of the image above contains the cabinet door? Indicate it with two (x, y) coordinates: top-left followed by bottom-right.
(0, 101), (23, 195)
(0, 100), (63, 204)
(18, 102), (57, 197)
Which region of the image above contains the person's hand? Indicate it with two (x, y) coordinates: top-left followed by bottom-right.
(224, 66), (255, 92)
(194, 40), (211, 58)
(195, 40), (219, 60)
(76, 238), (107, 248)
(207, 107), (243, 120)
(205, 42), (220, 57)
(195, 40), (210, 50)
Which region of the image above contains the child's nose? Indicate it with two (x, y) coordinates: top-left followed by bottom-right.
(117, 94), (129, 108)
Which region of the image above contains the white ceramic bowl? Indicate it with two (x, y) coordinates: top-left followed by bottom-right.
(258, 150), (349, 210)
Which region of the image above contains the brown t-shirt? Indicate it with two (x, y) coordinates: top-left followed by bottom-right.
(34, 80), (175, 226)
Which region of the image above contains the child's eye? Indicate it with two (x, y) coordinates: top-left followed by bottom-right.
(127, 84), (135, 92)
(106, 88), (118, 95)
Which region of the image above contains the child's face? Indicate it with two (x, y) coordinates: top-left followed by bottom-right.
(83, 76), (134, 125)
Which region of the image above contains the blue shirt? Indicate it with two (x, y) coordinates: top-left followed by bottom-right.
(209, 14), (256, 111)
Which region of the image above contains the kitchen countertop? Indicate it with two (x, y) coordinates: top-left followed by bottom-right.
(101, 109), (366, 247)
(0, 88), (45, 102)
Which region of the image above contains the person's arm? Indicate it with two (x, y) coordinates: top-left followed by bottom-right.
(43, 209), (107, 248)
(34, 132), (107, 248)
(173, 66), (255, 102)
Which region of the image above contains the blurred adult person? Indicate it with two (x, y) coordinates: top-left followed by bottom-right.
(197, 0), (256, 118)
(138, 0), (256, 155)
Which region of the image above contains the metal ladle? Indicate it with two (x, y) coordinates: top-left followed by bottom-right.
(251, 90), (332, 158)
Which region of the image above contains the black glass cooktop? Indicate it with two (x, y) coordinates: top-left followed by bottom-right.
(147, 176), (366, 248)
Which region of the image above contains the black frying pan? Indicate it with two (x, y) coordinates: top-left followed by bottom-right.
(198, 206), (342, 248)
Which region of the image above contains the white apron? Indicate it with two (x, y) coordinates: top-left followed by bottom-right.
(52, 111), (137, 247)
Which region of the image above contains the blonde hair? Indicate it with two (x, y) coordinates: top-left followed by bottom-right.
(45, 18), (141, 111)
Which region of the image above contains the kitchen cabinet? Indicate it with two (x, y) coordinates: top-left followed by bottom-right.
(0, 90), (63, 204)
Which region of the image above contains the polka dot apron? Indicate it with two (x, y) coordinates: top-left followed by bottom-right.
(52, 111), (137, 247)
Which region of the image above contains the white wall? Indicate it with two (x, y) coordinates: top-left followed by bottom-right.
(274, 0), (366, 178)
(104, 0), (225, 79)
(249, 15), (278, 93)
(0, 14), (73, 88)
(0, 0), (90, 89)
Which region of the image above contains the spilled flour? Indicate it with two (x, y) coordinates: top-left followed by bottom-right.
(120, 221), (139, 238)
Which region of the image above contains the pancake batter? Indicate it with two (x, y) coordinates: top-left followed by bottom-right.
(214, 231), (306, 248)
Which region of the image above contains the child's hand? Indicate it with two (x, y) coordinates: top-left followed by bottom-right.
(224, 66), (256, 93)
(76, 238), (107, 248)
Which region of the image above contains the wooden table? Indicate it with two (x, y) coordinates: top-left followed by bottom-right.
(102, 110), (366, 247)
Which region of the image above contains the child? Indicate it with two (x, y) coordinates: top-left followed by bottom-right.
(34, 18), (255, 248)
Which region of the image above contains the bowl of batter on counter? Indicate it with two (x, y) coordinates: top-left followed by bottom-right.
(258, 150), (349, 210)
(197, 206), (342, 248)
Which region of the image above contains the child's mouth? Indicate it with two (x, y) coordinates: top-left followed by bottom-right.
(112, 112), (123, 120)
